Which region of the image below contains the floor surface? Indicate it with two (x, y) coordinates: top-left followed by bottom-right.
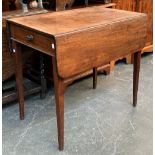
(3, 53), (153, 155)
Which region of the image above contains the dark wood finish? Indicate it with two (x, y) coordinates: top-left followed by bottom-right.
(133, 51), (141, 107)
(52, 57), (64, 151)
(12, 42), (25, 120)
(2, 23), (15, 81)
(93, 68), (97, 89)
(2, 79), (41, 104)
(2, 0), (10, 12)
(7, 6), (147, 150)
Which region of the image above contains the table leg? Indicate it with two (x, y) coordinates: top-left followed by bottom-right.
(52, 57), (64, 150)
(133, 51), (141, 107)
(12, 42), (25, 120)
(93, 67), (97, 89)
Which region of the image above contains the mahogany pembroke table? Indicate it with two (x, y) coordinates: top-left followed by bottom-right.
(7, 6), (147, 150)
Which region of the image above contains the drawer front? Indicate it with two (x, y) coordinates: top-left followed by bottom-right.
(10, 24), (55, 56)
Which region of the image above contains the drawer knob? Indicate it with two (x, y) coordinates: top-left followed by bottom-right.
(26, 35), (34, 41)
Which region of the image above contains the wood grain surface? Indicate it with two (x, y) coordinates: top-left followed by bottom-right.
(8, 6), (147, 79)
(8, 6), (146, 36)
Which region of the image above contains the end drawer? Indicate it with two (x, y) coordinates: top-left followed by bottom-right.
(10, 24), (55, 56)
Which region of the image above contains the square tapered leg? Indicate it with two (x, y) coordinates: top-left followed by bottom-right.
(12, 42), (25, 120)
(93, 67), (97, 89)
(133, 51), (141, 107)
(52, 57), (64, 150)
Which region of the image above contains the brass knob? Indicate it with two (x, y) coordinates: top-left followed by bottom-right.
(26, 35), (34, 41)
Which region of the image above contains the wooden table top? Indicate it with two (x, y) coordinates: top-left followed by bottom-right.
(8, 5), (147, 78)
(8, 6), (146, 37)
